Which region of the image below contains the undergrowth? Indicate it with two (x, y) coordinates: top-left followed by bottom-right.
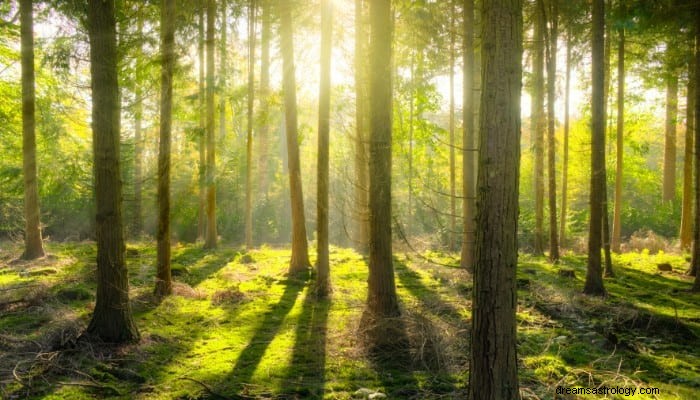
(0, 242), (698, 399)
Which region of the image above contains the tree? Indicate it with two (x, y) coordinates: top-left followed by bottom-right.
(198, 0), (206, 241)
(559, 29), (571, 248)
(448, 0), (457, 252)
(365, 0), (399, 319)
(155, 0), (175, 298)
(532, 0), (545, 255)
(544, 0), (559, 261)
(469, 0), (522, 397)
(681, 50), (695, 252)
(316, 0), (332, 297)
(354, 0), (369, 252)
(20, 0), (45, 260)
(85, 0), (139, 342)
(612, 2), (625, 253)
(132, 10), (144, 237)
(692, 13), (700, 291)
(663, 59), (678, 202)
(461, 0), (476, 270)
(245, 0), (256, 250)
(204, 0), (217, 249)
(279, 0), (311, 273)
(583, 0), (607, 297)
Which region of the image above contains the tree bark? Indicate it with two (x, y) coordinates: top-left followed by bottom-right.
(20, 0), (45, 260)
(316, 0), (332, 297)
(544, 0), (558, 261)
(612, 18), (625, 253)
(279, 0), (311, 273)
(469, 0), (522, 397)
(584, 0), (607, 297)
(460, 0), (475, 270)
(692, 15), (700, 291)
(245, 0), (256, 250)
(365, 0), (399, 319)
(681, 51), (695, 253)
(257, 0), (271, 199)
(204, 0), (217, 249)
(353, 0), (369, 252)
(449, 1), (457, 252)
(155, 0), (175, 298)
(86, 0), (139, 342)
(133, 12), (143, 238)
(663, 69), (678, 202)
(532, 0), (545, 256)
(559, 30), (571, 248)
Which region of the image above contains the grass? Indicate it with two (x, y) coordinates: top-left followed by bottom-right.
(0, 241), (698, 399)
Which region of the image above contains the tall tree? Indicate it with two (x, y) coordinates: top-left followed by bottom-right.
(198, 0), (206, 240)
(461, 0), (476, 270)
(20, 0), (45, 260)
(448, 0), (457, 251)
(532, 0), (545, 255)
(85, 0), (139, 342)
(204, 0), (217, 249)
(155, 0), (175, 298)
(583, 0), (607, 296)
(316, 0), (332, 297)
(365, 0), (399, 319)
(133, 11), (143, 237)
(559, 30), (571, 248)
(544, 0), (559, 261)
(692, 16), (700, 291)
(354, 0), (369, 252)
(681, 51), (695, 252)
(469, 0), (522, 397)
(245, 0), (256, 250)
(279, 0), (311, 273)
(663, 62), (678, 202)
(257, 0), (271, 199)
(612, 4), (625, 253)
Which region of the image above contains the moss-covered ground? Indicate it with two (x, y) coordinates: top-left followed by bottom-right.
(0, 242), (698, 399)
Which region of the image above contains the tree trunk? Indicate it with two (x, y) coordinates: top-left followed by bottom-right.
(693, 17), (700, 291)
(155, 0), (175, 298)
(532, 0), (545, 255)
(353, 0), (369, 252)
(198, 1), (206, 241)
(246, 0), (256, 250)
(584, 0), (607, 297)
(365, 0), (399, 319)
(204, 0), (217, 249)
(279, 0), (311, 273)
(449, 1), (457, 252)
(612, 20), (625, 253)
(559, 31), (571, 248)
(469, 0), (522, 397)
(257, 0), (271, 200)
(316, 0), (332, 297)
(20, 0), (44, 260)
(681, 52), (695, 253)
(133, 13), (143, 238)
(460, 0), (476, 271)
(544, 0), (558, 262)
(663, 70), (678, 202)
(86, 0), (139, 343)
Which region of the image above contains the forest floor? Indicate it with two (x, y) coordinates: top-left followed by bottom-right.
(0, 241), (698, 399)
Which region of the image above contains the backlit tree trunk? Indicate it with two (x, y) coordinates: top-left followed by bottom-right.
(316, 0), (332, 297)
(692, 17), (700, 291)
(544, 0), (558, 261)
(354, 0), (369, 252)
(86, 0), (139, 342)
(449, 1), (457, 252)
(257, 0), (271, 199)
(246, 0), (256, 249)
(469, 0), (522, 397)
(663, 69), (678, 202)
(204, 0), (217, 249)
(461, 0), (475, 270)
(155, 0), (175, 298)
(559, 31), (571, 248)
(198, 1), (206, 240)
(532, 0), (545, 255)
(20, 0), (45, 260)
(365, 0), (399, 319)
(584, 0), (607, 297)
(279, 0), (311, 273)
(133, 12), (143, 238)
(681, 53), (695, 252)
(612, 18), (625, 253)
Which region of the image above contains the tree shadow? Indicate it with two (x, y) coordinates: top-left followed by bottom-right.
(172, 246), (238, 287)
(220, 274), (307, 396)
(280, 290), (330, 398)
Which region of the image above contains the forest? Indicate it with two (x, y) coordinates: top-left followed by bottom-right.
(0, 0), (699, 399)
